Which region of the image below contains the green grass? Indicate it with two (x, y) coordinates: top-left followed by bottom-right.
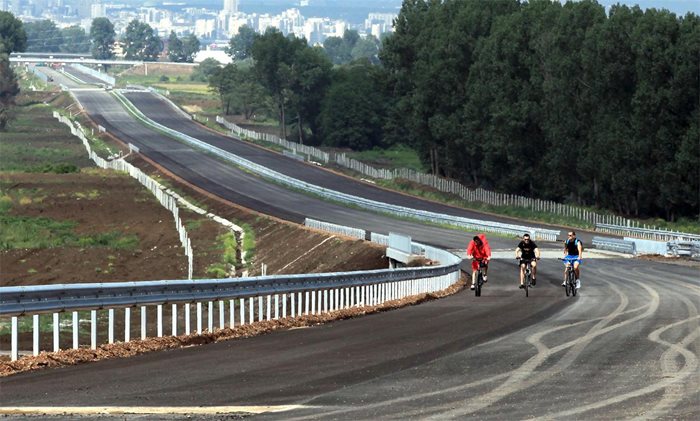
(205, 231), (239, 278)
(346, 144), (425, 172)
(241, 224), (256, 266)
(153, 82), (210, 95)
(0, 215), (139, 250)
(0, 106), (93, 172)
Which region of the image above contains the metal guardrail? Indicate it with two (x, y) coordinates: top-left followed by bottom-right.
(596, 223), (700, 242)
(116, 92), (559, 241)
(0, 266), (457, 318)
(1, 222), (460, 361)
(70, 64), (116, 86)
(304, 218), (366, 240)
(667, 241), (700, 260)
(592, 237), (636, 255)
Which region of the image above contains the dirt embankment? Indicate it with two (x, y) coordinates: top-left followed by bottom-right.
(0, 91), (443, 377)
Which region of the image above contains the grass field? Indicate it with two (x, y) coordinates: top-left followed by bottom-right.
(345, 144), (425, 172)
(0, 105), (93, 173)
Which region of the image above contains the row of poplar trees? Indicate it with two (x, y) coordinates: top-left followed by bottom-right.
(224, 1), (697, 221)
(380, 0), (698, 221)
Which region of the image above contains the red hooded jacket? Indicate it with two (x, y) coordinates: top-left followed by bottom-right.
(466, 234), (491, 260)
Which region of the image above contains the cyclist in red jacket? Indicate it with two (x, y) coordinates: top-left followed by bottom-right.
(466, 234), (491, 290)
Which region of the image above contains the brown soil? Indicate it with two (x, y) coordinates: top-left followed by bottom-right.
(1, 94), (390, 285)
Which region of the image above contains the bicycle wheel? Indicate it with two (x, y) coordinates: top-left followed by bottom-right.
(475, 272), (482, 297)
(564, 270), (571, 297)
(524, 273), (529, 297)
(571, 271), (577, 296)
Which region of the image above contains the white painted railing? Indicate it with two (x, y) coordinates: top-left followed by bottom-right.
(54, 111), (194, 279)
(69, 64), (116, 86)
(1, 221), (460, 361)
(117, 97), (558, 241)
(216, 116), (330, 163)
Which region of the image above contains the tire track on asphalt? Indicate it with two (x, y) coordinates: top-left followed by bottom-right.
(537, 315), (699, 420)
(641, 291), (699, 420)
(430, 276), (656, 419)
(286, 280), (650, 420)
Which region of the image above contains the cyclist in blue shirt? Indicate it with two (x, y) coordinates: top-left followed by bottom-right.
(563, 231), (583, 289)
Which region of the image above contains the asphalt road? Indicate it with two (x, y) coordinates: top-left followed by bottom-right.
(4, 69), (697, 420)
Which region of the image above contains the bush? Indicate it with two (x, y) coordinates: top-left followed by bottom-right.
(159, 75), (169, 82)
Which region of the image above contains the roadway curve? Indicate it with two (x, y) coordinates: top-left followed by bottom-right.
(3, 69), (697, 419)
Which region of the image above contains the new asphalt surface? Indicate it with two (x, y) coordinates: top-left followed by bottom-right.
(3, 67), (697, 419)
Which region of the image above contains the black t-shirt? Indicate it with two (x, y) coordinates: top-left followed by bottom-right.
(565, 238), (582, 255)
(517, 240), (538, 259)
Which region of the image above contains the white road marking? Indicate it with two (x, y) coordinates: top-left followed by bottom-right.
(0, 405), (307, 415)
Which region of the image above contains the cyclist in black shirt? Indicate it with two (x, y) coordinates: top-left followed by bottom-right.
(515, 233), (540, 288)
(563, 231), (583, 289)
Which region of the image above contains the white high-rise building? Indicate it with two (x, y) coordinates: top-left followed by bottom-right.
(223, 0), (237, 15)
(90, 3), (106, 19)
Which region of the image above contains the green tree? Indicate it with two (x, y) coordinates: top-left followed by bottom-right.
(122, 20), (162, 61)
(167, 31), (185, 62)
(322, 36), (347, 64)
(319, 61), (386, 150)
(350, 35), (380, 64)
(60, 26), (90, 53)
(190, 57), (221, 82)
(24, 19), (62, 52)
(284, 45), (332, 144)
(90, 17), (115, 60)
(182, 34), (200, 63)
(0, 11), (27, 55)
(226, 25), (256, 60)
(0, 57), (19, 130)
(209, 63), (267, 118)
(322, 29), (364, 65)
(251, 28), (307, 139)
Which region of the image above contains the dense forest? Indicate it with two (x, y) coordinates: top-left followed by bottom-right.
(380, 0), (698, 221)
(216, 0), (698, 221)
(2, 1), (698, 221)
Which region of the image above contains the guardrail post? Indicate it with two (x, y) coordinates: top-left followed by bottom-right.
(53, 313), (61, 352)
(33, 314), (39, 356)
(324, 290), (328, 313)
(274, 295), (279, 320)
(208, 301), (213, 332)
(157, 305), (163, 337)
(291, 293), (296, 317)
(91, 310), (97, 349)
(197, 302), (202, 334)
(72, 311), (79, 349)
(229, 300), (235, 328)
(305, 291), (310, 315)
(141, 306), (147, 340)
(125, 308), (131, 342)
(258, 297), (263, 322)
(172, 304), (178, 336)
(311, 291), (316, 315)
(266, 295), (271, 321)
(185, 304), (190, 334)
(240, 298), (245, 325)
(11, 316), (18, 361)
(219, 301), (225, 329)
(282, 294), (287, 318)
(249, 297), (254, 324)
(108, 309), (114, 344)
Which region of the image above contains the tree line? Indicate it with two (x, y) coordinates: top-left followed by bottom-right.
(2, 1), (698, 221)
(212, 1), (698, 221)
(7, 16), (200, 62)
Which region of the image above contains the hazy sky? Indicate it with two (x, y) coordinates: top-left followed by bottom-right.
(597, 0), (700, 15)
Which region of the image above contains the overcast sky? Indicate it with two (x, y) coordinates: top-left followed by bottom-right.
(590, 0), (699, 15)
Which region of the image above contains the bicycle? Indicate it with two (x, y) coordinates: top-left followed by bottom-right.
(562, 257), (579, 297)
(473, 258), (488, 297)
(518, 257), (536, 297)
